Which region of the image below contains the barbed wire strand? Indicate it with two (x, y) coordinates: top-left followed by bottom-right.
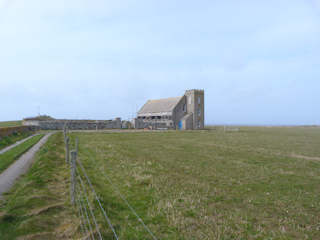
(77, 176), (95, 240)
(76, 179), (93, 239)
(67, 133), (156, 239)
(98, 163), (158, 240)
(78, 188), (91, 239)
(77, 170), (103, 240)
(76, 158), (119, 240)
(79, 157), (157, 240)
(75, 186), (86, 236)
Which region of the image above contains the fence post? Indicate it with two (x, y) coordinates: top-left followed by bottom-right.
(75, 137), (79, 153)
(65, 137), (70, 164)
(63, 126), (66, 142)
(70, 150), (77, 205)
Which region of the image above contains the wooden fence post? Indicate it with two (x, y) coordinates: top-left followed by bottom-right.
(65, 137), (70, 164)
(75, 137), (79, 153)
(70, 150), (77, 204)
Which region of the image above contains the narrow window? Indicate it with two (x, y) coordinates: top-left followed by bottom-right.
(198, 96), (201, 104)
(198, 109), (201, 116)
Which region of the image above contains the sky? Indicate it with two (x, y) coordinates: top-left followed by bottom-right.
(0, 0), (319, 125)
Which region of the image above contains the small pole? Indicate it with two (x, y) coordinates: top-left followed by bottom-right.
(75, 137), (79, 153)
(63, 122), (68, 141)
(65, 137), (70, 164)
(63, 126), (66, 142)
(70, 150), (77, 205)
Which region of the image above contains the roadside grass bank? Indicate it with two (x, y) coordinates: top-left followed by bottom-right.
(0, 135), (44, 174)
(0, 132), (32, 151)
(0, 121), (22, 128)
(69, 127), (320, 239)
(0, 133), (78, 240)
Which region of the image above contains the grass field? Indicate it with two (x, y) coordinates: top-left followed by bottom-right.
(0, 121), (22, 128)
(0, 127), (320, 239)
(0, 132), (32, 151)
(68, 126), (320, 239)
(0, 134), (44, 174)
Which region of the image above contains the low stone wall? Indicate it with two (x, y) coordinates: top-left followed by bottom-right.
(36, 119), (122, 130)
(0, 126), (36, 140)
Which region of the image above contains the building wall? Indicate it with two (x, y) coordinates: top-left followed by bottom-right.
(133, 118), (172, 129)
(23, 119), (123, 130)
(181, 113), (193, 130)
(134, 89), (205, 130)
(172, 96), (187, 129)
(185, 89), (205, 129)
(22, 120), (40, 126)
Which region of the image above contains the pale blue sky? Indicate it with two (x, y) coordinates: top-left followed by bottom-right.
(0, 0), (319, 125)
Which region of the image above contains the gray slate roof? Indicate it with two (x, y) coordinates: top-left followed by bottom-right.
(138, 97), (182, 116)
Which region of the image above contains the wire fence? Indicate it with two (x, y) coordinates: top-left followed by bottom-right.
(63, 124), (157, 240)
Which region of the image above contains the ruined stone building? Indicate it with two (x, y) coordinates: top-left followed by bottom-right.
(134, 89), (204, 130)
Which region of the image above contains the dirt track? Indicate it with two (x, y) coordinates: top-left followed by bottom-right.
(0, 133), (52, 198)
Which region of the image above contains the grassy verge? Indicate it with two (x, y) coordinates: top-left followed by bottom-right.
(0, 133), (78, 240)
(0, 132), (32, 151)
(0, 134), (44, 173)
(68, 127), (320, 239)
(0, 121), (22, 128)
(0, 128), (319, 239)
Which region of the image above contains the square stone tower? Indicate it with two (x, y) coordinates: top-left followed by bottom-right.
(185, 89), (205, 129)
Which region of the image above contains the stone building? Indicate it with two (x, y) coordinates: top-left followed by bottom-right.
(134, 89), (204, 130)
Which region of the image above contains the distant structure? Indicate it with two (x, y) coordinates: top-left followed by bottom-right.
(134, 89), (204, 130)
(22, 116), (131, 130)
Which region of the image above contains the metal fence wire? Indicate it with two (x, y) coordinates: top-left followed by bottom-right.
(63, 127), (157, 240)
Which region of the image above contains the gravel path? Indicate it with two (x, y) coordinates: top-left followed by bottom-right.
(0, 132), (53, 198)
(0, 134), (39, 154)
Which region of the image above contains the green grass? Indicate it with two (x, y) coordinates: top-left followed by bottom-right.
(0, 133), (78, 240)
(0, 134), (44, 173)
(68, 126), (320, 239)
(1, 127), (320, 239)
(0, 131), (32, 151)
(0, 121), (22, 128)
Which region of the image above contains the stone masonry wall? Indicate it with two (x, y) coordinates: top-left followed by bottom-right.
(35, 119), (122, 130)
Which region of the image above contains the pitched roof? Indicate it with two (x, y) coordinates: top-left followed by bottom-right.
(138, 97), (183, 116)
